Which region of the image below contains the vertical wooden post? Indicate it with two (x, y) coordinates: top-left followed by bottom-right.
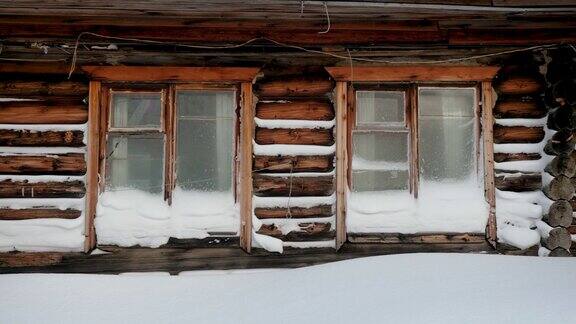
(164, 86), (176, 204)
(335, 81), (348, 250)
(84, 81), (101, 252)
(408, 85), (419, 198)
(482, 81), (497, 247)
(239, 82), (254, 253)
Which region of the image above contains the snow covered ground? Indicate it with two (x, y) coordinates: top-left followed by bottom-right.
(1, 253), (575, 324)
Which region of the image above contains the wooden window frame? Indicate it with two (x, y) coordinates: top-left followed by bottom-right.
(327, 66), (498, 248)
(83, 67), (260, 253)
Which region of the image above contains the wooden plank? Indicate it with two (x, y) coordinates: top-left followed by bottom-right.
(253, 174), (334, 197)
(84, 81), (100, 252)
(0, 80), (87, 97)
(335, 81), (348, 250)
(482, 81), (497, 247)
(493, 152), (541, 163)
(0, 100), (88, 124)
(254, 205), (333, 219)
(82, 66), (261, 82)
(254, 155), (334, 173)
(257, 223), (334, 242)
(493, 125), (545, 144)
(493, 97), (547, 118)
(255, 77), (334, 97)
(448, 28), (576, 46)
(0, 62), (79, 75)
(348, 233), (486, 244)
(0, 208), (81, 220)
(0, 129), (84, 147)
(256, 99), (334, 120)
(325, 66), (499, 82)
(0, 180), (85, 198)
(495, 173), (541, 192)
(239, 82), (254, 253)
(0, 154), (86, 175)
(255, 127), (334, 145)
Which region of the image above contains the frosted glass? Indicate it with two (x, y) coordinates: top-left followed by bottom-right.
(111, 92), (162, 128)
(418, 88), (476, 184)
(352, 170), (409, 192)
(176, 91), (235, 192)
(356, 91), (404, 125)
(353, 132), (408, 163)
(106, 134), (164, 193)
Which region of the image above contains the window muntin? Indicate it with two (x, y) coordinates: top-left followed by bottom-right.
(110, 91), (163, 130)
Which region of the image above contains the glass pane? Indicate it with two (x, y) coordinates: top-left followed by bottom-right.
(418, 88), (476, 186)
(356, 91), (404, 125)
(353, 132), (408, 163)
(176, 91), (235, 192)
(353, 170), (409, 192)
(105, 134), (164, 193)
(111, 92), (162, 128)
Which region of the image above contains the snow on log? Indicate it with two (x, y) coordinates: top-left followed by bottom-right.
(0, 179), (85, 198)
(544, 200), (573, 228)
(257, 222), (334, 242)
(0, 100), (87, 124)
(253, 174), (334, 197)
(253, 155), (334, 173)
(255, 127), (334, 145)
(0, 154), (86, 175)
(0, 208), (81, 220)
(493, 125), (545, 144)
(255, 76), (334, 97)
(493, 152), (541, 163)
(0, 81), (87, 97)
(254, 205), (333, 219)
(256, 98), (334, 120)
(0, 129), (84, 147)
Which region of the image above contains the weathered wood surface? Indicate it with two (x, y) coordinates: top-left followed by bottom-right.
(494, 76), (545, 95)
(0, 101), (88, 124)
(254, 155), (334, 173)
(542, 227), (572, 251)
(543, 175), (575, 201)
(253, 174), (334, 197)
(348, 233), (486, 244)
(549, 247), (572, 257)
(257, 222), (334, 242)
(254, 205), (333, 219)
(493, 97), (547, 119)
(0, 81), (87, 97)
(493, 152), (541, 163)
(0, 129), (84, 147)
(493, 125), (545, 144)
(544, 130), (576, 156)
(0, 180), (85, 198)
(545, 154), (576, 177)
(545, 200), (573, 228)
(0, 154), (86, 175)
(82, 66), (260, 82)
(255, 127), (334, 145)
(326, 66), (499, 82)
(255, 77), (334, 98)
(256, 99), (334, 120)
(495, 173), (541, 192)
(0, 208), (81, 220)
(547, 105), (576, 131)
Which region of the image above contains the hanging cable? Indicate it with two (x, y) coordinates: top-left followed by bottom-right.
(318, 2), (331, 34)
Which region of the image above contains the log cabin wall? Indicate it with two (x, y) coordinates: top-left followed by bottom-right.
(252, 67), (337, 248)
(0, 72), (89, 252)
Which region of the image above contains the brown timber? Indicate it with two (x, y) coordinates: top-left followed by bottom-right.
(254, 205), (333, 219)
(0, 129), (84, 147)
(256, 99), (334, 120)
(253, 155), (334, 173)
(0, 154), (86, 175)
(0, 180), (85, 198)
(0, 101), (88, 124)
(493, 125), (545, 144)
(255, 127), (334, 145)
(255, 77), (334, 97)
(0, 208), (82, 220)
(253, 174), (334, 197)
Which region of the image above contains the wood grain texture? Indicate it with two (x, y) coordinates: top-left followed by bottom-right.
(0, 129), (84, 147)
(255, 127), (334, 145)
(348, 233), (486, 244)
(256, 99), (334, 120)
(335, 81), (348, 250)
(253, 174), (334, 197)
(257, 222), (334, 242)
(0, 101), (88, 124)
(239, 82), (254, 253)
(493, 125), (545, 144)
(0, 154), (86, 175)
(494, 76), (545, 95)
(495, 173), (541, 192)
(493, 97), (547, 118)
(254, 155), (334, 173)
(0, 180), (85, 198)
(82, 66), (261, 82)
(482, 81), (497, 247)
(0, 80), (87, 97)
(0, 208), (81, 220)
(255, 77), (334, 97)
(493, 152), (541, 163)
(326, 66), (499, 82)
(254, 205), (333, 219)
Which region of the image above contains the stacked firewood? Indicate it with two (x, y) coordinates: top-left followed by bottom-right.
(542, 48), (576, 256)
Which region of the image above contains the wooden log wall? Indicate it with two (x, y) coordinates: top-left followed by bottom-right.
(0, 71), (88, 251)
(541, 48), (576, 256)
(252, 67), (336, 245)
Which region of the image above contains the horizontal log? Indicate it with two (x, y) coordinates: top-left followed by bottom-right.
(545, 200), (573, 228)
(255, 77), (334, 97)
(0, 129), (84, 147)
(545, 154), (576, 178)
(493, 125), (544, 144)
(256, 99), (334, 121)
(0, 80), (87, 97)
(495, 173), (541, 192)
(543, 175), (575, 201)
(255, 127), (334, 145)
(82, 66), (260, 82)
(0, 100), (88, 124)
(0, 154), (86, 175)
(0, 208), (81, 220)
(493, 97), (546, 119)
(257, 222), (334, 242)
(494, 76), (545, 96)
(253, 174), (334, 197)
(0, 180), (85, 198)
(348, 233), (486, 244)
(254, 155), (334, 173)
(541, 227), (572, 251)
(254, 205), (333, 219)
(493, 152), (541, 163)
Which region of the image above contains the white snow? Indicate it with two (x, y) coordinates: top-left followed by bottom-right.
(253, 142), (335, 156)
(495, 117), (547, 127)
(255, 117), (335, 129)
(96, 188), (238, 247)
(347, 182), (488, 234)
(1, 254), (576, 324)
(253, 194), (336, 209)
(0, 146), (86, 155)
(352, 156), (408, 171)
